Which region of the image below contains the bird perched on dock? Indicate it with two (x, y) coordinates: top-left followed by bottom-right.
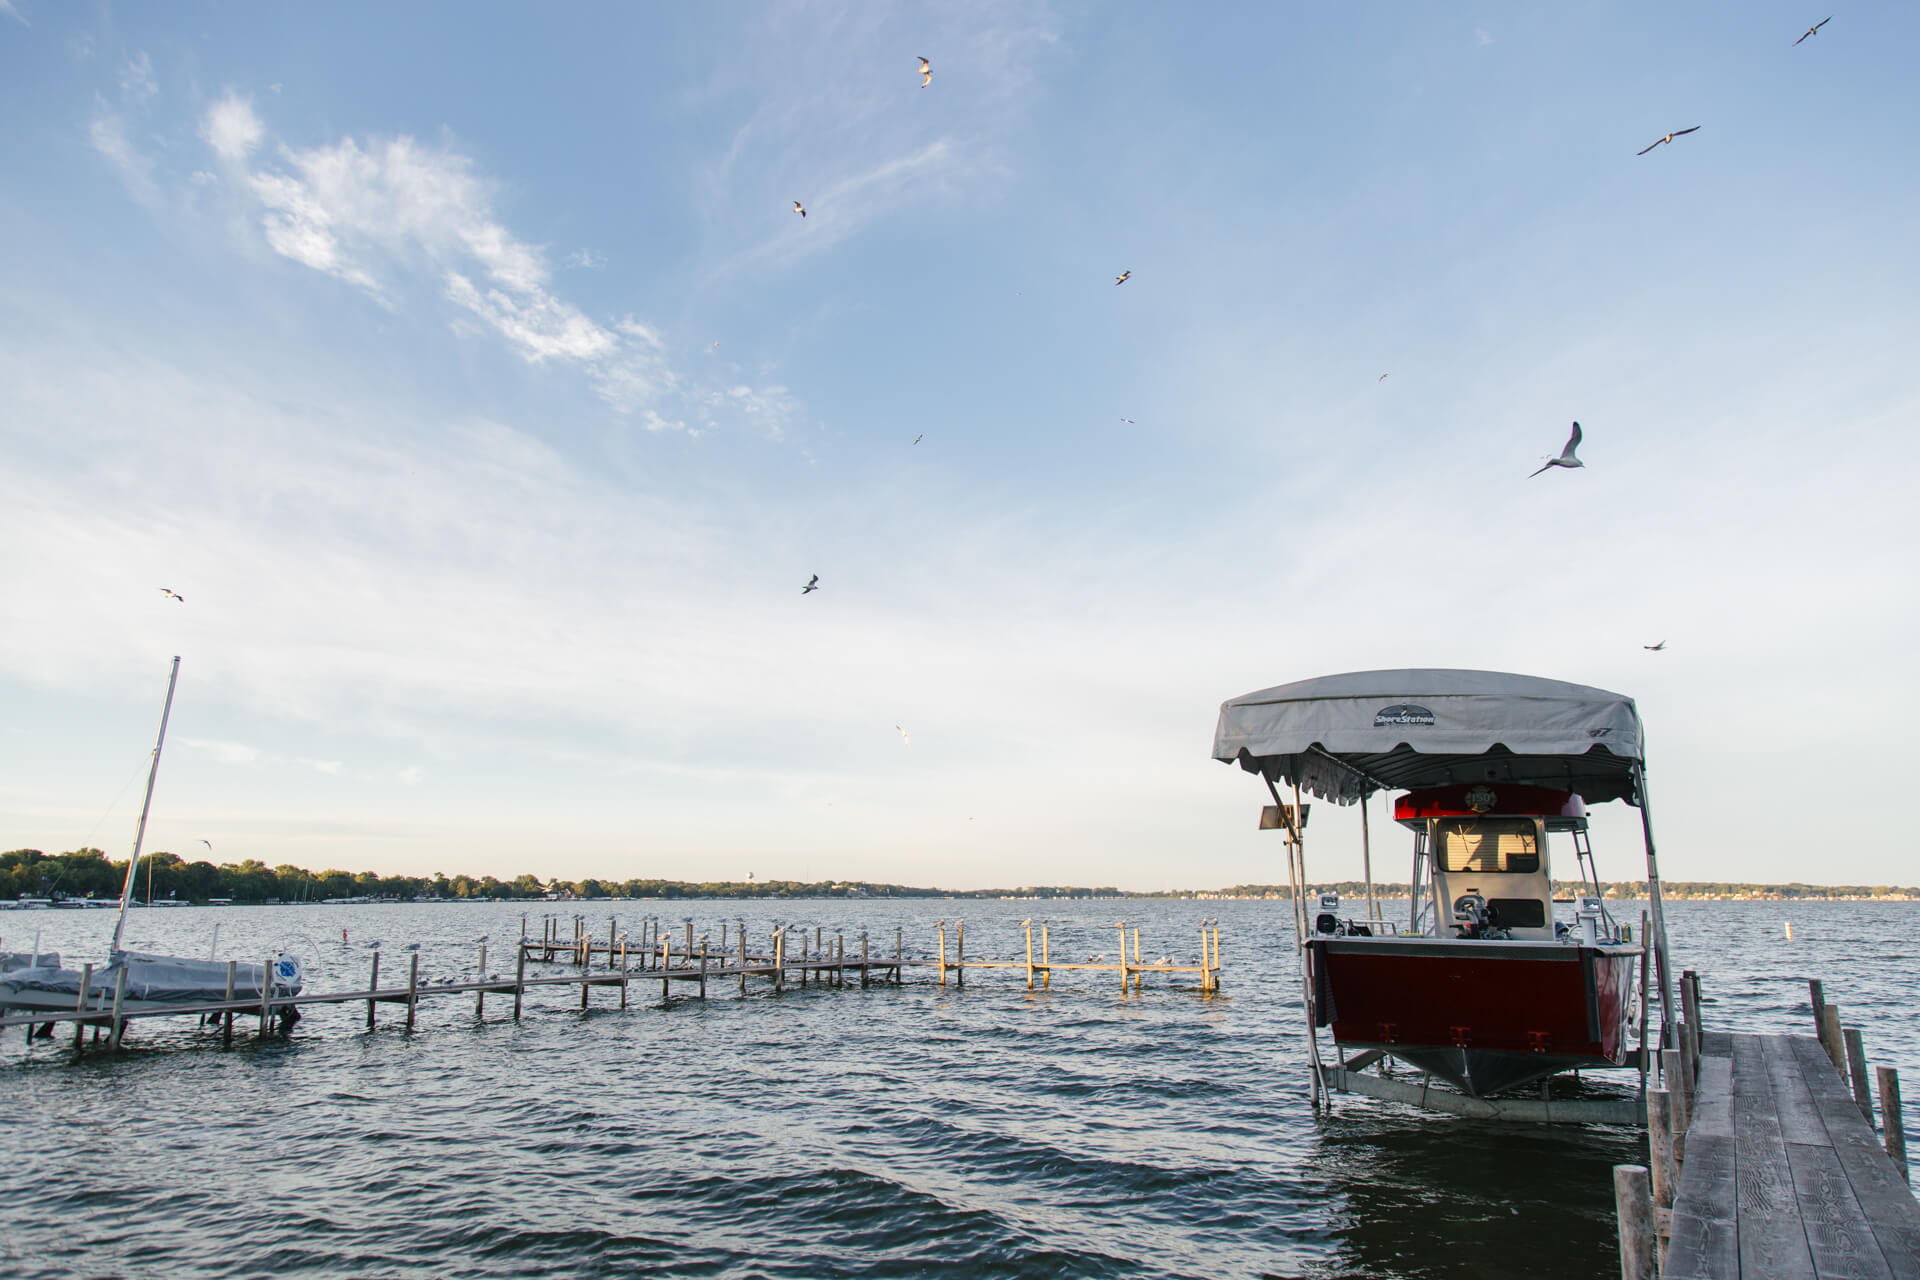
(802, 574), (819, 593)
(792, 200), (806, 218)
(1794, 16), (1830, 44)
(159, 587), (184, 602)
(918, 56), (931, 87)
(1113, 270), (1131, 285)
(1637, 127), (1700, 156)
(1529, 422), (1585, 477)
(1644, 641), (1667, 651)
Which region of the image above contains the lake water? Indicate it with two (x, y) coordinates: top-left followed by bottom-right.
(1, 898), (1913, 1279)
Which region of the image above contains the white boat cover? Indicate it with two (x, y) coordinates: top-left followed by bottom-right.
(1213, 669), (1644, 805)
(0, 952), (301, 1007)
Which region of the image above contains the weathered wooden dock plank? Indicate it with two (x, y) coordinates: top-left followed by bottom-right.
(1786, 1139), (1895, 1280)
(1664, 1031), (1920, 1280)
(1732, 1034), (1820, 1280)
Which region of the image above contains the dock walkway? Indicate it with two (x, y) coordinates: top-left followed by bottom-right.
(1665, 1031), (1920, 1280)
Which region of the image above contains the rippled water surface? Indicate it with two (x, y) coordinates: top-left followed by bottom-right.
(2, 899), (1913, 1278)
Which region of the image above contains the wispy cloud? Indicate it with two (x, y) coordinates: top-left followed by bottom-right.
(89, 98), (158, 205)
(691, 2), (1060, 283)
(182, 737), (261, 767)
(1475, 27), (1494, 47)
(119, 51), (157, 102)
(1, 0), (27, 28)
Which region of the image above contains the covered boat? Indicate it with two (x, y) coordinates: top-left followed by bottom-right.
(1213, 669), (1675, 1122)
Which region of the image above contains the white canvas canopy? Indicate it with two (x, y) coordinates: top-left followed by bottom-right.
(1212, 668), (1645, 806)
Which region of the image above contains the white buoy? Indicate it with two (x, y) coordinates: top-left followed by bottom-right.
(1785, 922), (1794, 940)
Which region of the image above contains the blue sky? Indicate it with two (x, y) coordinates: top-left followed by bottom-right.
(2, 3), (1915, 890)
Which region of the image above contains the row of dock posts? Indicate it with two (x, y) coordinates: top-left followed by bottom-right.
(1613, 972), (1911, 1280)
(930, 918), (1222, 991)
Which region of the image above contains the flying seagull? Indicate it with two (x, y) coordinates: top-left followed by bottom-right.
(1644, 641), (1667, 651)
(792, 200), (806, 218)
(1379, 373), (1390, 381)
(895, 725), (910, 748)
(1114, 270), (1131, 285)
(913, 434), (923, 445)
(1529, 422), (1585, 477)
(1794, 16), (1830, 44)
(918, 57), (931, 87)
(1120, 418), (1134, 424)
(1637, 127), (1700, 156)
(199, 839), (212, 850)
(159, 588), (184, 602)
(802, 574), (819, 594)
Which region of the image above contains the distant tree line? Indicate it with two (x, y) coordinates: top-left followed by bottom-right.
(6, 849), (1912, 906)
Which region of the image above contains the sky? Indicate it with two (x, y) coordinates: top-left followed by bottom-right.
(1, 3), (1916, 891)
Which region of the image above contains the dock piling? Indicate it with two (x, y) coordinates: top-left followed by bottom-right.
(513, 942), (525, 1020)
(1878, 1066), (1908, 1184)
(861, 932), (870, 988)
(1023, 920), (1033, 990)
(1843, 1026), (1874, 1123)
(367, 950), (380, 1030)
(936, 923), (946, 986)
(956, 920), (964, 987)
(1647, 1088), (1677, 1269)
(1613, 1164), (1655, 1280)
(1660, 1048), (1690, 1162)
(698, 937), (708, 999)
(1809, 977), (1828, 1045)
(1821, 1005), (1846, 1074)
(406, 953), (418, 1030)
(109, 964), (129, 1051)
(475, 943), (486, 1019)
(73, 962), (93, 1054)
(1117, 921), (1128, 993)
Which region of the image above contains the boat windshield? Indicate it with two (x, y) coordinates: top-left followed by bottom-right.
(1435, 818), (1540, 874)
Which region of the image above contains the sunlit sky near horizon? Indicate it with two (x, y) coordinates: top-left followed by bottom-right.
(2, 3), (1916, 891)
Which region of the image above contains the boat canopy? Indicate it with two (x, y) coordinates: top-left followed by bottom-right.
(1212, 669), (1644, 806)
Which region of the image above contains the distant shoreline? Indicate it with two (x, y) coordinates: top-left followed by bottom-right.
(6, 846), (1916, 907)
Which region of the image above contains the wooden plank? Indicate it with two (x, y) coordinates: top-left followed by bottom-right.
(1666, 1130), (1739, 1280)
(1788, 1036), (1920, 1280)
(1767, 1033), (1837, 1147)
(1693, 1051), (1737, 1138)
(1732, 1035), (1819, 1280)
(1786, 1140), (1895, 1280)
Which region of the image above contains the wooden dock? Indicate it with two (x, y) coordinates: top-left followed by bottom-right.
(2, 917), (1223, 1057)
(1616, 973), (1916, 1280)
(1662, 1031), (1919, 1280)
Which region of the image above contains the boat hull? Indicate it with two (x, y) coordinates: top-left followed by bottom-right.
(1308, 936), (1639, 1097)
(0, 953), (301, 1018)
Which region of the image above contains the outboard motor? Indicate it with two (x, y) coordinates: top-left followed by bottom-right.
(1315, 891), (1342, 936)
(1451, 892), (1488, 939)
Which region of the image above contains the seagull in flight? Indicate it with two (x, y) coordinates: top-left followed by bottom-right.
(199, 839), (212, 850)
(918, 57), (931, 87)
(792, 200), (806, 218)
(1529, 422), (1585, 477)
(1794, 16), (1830, 45)
(895, 725), (910, 748)
(1379, 373), (1390, 381)
(1114, 270), (1131, 285)
(1644, 641), (1667, 651)
(1120, 418), (1134, 424)
(1637, 127), (1700, 156)
(159, 588), (184, 602)
(913, 434), (923, 445)
(802, 574), (819, 594)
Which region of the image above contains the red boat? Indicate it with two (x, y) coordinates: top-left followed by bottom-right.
(1213, 670), (1676, 1121)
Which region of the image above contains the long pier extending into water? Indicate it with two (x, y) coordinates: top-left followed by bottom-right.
(1, 916), (1224, 1058)
(1614, 975), (1917, 1280)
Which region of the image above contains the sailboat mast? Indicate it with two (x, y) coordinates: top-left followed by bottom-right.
(112, 656), (182, 955)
